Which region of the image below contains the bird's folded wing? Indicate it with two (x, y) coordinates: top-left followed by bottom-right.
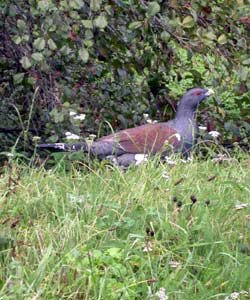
(98, 123), (181, 154)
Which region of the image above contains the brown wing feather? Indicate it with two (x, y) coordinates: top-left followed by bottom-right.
(98, 123), (181, 154)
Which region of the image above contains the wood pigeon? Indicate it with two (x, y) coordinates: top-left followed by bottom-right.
(38, 88), (214, 167)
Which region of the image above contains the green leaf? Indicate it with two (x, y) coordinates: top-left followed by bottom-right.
(32, 52), (44, 62)
(85, 29), (94, 40)
(242, 58), (250, 65)
(78, 48), (89, 62)
(48, 38), (57, 50)
(147, 2), (160, 17)
(90, 0), (102, 11)
(94, 15), (108, 29)
(217, 34), (227, 45)
(17, 19), (26, 31)
(13, 73), (25, 85)
(237, 66), (249, 81)
(38, 0), (50, 12)
(206, 31), (217, 41)
(69, 0), (84, 9)
(161, 31), (170, 42)
(34, 37), (46, 50)
(60, 45), (72, 55)
(27, 76), (36, 85)
(128, 21), (142, 30)
(82, 20), (93, 29)
(20, 56), (32, 69)
(50, 109), (64, 123)
(182, 16), (195, 28)
(106, 248), (122, 259)
(237, 38), (246, 48)
(13, 35), (22, 45)
(23, 34), (30, 42)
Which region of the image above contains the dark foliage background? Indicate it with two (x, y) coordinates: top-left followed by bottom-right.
(0, 0), (249, 161)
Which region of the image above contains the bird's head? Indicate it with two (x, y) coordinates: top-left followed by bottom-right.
(179, 88), (214, 111)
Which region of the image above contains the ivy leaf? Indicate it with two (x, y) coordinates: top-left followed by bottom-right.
(85, 29), (94, 40)
(69, 0), (84, 9)
(242, 58), (250, 65)
(237, 66), (248, 81)
(94, 15), (108, 29)
(237, 38), (246, 48)
(217, 34), (227, 44)
(20, 56), (32, 69)
(48, 38), (57, 50)
(17, 19), (26, 31)
(78, 48), (89, 62)
(82, 20), (93, 29)
(31, 52), (44, 62)
(129, 21), (142, 30)
(13, 35), (22, 45)
(34, 37), (45, 50)
(50, 109), (64, 123)
(38, 0), (50, 12)
(182, 16), (195, 28)
(161, 31), (170, 42)
(206, 31), (217, 40)
(147, 2), (160, 17)
(13, 73), (25, 85)
(90, 0), (102, 11)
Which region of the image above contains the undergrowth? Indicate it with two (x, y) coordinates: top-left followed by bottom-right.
(0, 155), (249, 299)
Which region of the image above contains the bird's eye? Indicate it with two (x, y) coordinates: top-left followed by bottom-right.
(193, 91), (202, 96)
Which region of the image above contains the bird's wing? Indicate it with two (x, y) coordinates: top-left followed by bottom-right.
(98, 123), (182, 154)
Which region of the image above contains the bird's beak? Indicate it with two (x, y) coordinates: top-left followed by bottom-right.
(204, 88), (223, 107)
(204, 88), (214, 96)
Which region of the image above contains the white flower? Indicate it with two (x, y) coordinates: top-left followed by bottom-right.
(164, 156), (177, 165)
(146, 119), (158, 124)
(224, 291), (249, 300)
(65, 132), (80, 140)
(169, 260), (181, 269)
(74, 114), (86, 121)
(142, 242), (153, 253)
(208, 131), (220, 138)
(155, 288), (168, 300)
(230, 292), (240, 300)
(69, 111), (77, 116)
(135, 154), (148, 165)
(162, 171), (170, 180)
(32, 136), (41, 142)
(143, 113), (149, 119)
(235, 203), (250, 210)
(225, 292), (240, 300)
(212, 154), (232, 163)
(198, 126), (207, 131)
(67, 193), (84, 203)
(180, 157), (192, 163)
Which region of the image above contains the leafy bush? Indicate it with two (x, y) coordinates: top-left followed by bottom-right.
(0, 0), (249, 159)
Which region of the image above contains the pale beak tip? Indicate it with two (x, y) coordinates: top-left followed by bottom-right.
(205, 88), (215, 96)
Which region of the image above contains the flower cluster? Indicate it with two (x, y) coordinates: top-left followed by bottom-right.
(69, 111), (86, 121)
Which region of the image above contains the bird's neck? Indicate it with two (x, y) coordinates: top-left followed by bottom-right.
(174, 105), (196, 124)
(173, 105), (197, 139)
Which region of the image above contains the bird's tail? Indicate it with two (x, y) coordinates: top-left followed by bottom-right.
(37, 142), (88, 152)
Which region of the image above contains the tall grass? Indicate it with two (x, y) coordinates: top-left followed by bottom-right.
(0, 156), (249, 299)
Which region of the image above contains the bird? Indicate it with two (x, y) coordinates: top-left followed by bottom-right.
(37, 88), (214, 167)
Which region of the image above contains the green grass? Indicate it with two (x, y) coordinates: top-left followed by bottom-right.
(0, 156), (250, 299)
